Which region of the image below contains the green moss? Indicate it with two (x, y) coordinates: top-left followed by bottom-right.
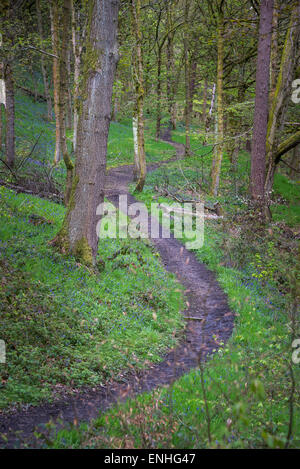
(74, 237), (93, 267)
(51, 174), (79, 251)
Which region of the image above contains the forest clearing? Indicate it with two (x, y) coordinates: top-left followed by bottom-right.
(0, 0), (299, 451)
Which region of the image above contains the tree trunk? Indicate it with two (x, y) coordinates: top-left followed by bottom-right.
(250, 0), (274, 204)
(36, 0), (52, 121)
(264, 1), (300, 196)
(52, 0), (120, 266)
(132, 0), (146, 192)
(210, 4), (224, 196)
(269, 0), (279, 105)
(4, 63), (15, 168)
(59, 0), (74, 205)
(71, 0), (82, 151)
(166, 3), (176, 130)
(132, 112), (139, 181)
(184, 0), (191, 156)
(50, 1), (62, 163)
(155, 45), (162, 140)
(202, 77), (208, 127)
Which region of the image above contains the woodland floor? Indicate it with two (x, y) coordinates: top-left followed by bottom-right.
(0, 138), (234, 448)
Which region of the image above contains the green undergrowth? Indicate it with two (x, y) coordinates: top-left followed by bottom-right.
(0, 186), (184, 411)
(49, 144), (300, 449)
(0, 93), (176, 194)
(50, 215), (299, 449)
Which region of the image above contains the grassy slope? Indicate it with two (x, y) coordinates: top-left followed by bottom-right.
(0, 95), (183, 410)
(12, 92), (175, 176)
(51, 128), (300, 449)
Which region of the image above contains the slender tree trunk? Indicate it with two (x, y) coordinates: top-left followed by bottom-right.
(52, 0), (120, 266)
(202, 77), (208, 127)
(264, 1), (300, 196)
(59, 0), (74, 205)
(50, 1), (62, 163)
(132, 0), (146, 192)
(289, 145), (299, 180)
(189, 58), (197, 117)
(166, 3), (176, 130)
(4, 63), (15, 168)
(184, 0), (191, 156)
(36, 0), (52, 121)
(250, 0), (274, 205)
(269, 0), (279, 105)
(210, 4), (224, 196)
(133, 111), (139, 181)
(71, 0), (81, 151)
(155, 45), (162, 140)
(66, 44), (72, 130)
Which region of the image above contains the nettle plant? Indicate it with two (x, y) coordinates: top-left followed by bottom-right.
(250, 242), (276, 284)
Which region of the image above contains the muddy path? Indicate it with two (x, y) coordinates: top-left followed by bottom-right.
(0, 139), (234, 448)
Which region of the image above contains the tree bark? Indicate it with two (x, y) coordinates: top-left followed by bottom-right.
(155, 45), (162, 140)
(166, 3), (176, 130)
(132, 0), (146, 192)
(202, 77), (208, 127)
(4, 63), (15, 168)
(59, 0), (74, 205)
(250, 0), (274, 204)
(52, 0), (120, 266)
(264, 1), (300, 196)
(211, 2), (224, 196)
(50, 1), (62, 163)
(184, 0), (191, 156)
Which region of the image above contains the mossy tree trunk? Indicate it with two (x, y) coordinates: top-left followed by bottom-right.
(52, 0), (120, 267)
(131, 0), (146, 192)
(59, 0), (74, 205)
(155, 43), (163, 140)
(166, 3), (176, 131)
(50, 0), (62, 164)
(210, 1), (224, 196)
(184, 0), (191, 156)
(71, 0), (84, 151)
(264, 1), (300, 197)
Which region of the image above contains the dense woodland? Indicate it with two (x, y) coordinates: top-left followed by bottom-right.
(0, 0), (299, 450)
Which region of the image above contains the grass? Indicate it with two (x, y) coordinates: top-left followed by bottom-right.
(0, 185), (184, 409)
(0, 92), (176, 190)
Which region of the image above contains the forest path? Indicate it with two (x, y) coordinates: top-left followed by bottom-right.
(0, 137), (234, 448)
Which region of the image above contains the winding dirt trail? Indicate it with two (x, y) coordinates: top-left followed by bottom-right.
(0, 140), (234, 448)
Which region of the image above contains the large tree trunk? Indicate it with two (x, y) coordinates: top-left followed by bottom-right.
(250, 0), (274, 204)
(210, 4), (224, 196)
(264, 1), (300, 196)
(52, 0), (120, 266)
(36, 0), (52, 121)
(132, 0), (146, 192)
(4, 63), (15, 168)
